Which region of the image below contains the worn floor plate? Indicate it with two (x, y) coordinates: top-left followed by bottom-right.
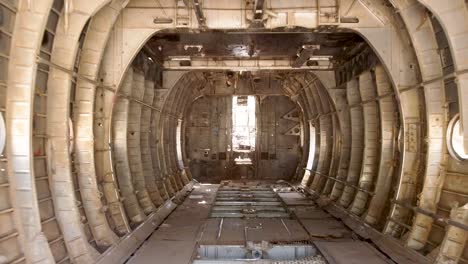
(211, 185), (291, 218)
(199, 218), (310, 244)
(290, 206), (332, 219)
(314, 241), (393, 264)
(127, 183), (393, 264)
(126, 184), (218, 264)
(300, 219), (350, 238)
(278, 192), (316, 206)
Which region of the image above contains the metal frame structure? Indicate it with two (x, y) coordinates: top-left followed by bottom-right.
(0, 0), (467, 263)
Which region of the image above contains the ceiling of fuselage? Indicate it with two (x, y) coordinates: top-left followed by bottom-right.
(146, 30), (367, 65)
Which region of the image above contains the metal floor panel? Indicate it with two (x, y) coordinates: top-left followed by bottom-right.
(126, 184), (219, 264)
(211, 185), (290, 218)
(192, 257), (327, 264)
(198, 218), (310, 244)
(197, 244), (317, 260)
(314, 241), (393, 264)
(126, 182), (395, 264)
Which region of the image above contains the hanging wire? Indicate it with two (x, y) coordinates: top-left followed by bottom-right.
(153, 0), (171, 19)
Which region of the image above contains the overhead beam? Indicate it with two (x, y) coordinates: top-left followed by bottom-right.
(292, 45), (320, 68)
(163, 58), (332, 70)
(163, 65), (332, 71)
(193, 0), (207, 28)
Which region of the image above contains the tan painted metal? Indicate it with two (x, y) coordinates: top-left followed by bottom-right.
(46, 0), (117, 257)
(74, 0), (131, 237)
(112, 68), (147, 224)
(2, 1), (468, 263)
(329, 89), (351, 201)
(299, 82), (319, 187)
(0, 1), (23, 262)
(435, 203), (468, 263)
(339, 78), (364, 207)
(128, 71), (156, 214)
(364, 65), (397, 225)
(6, 1), (56, 263)
(349, 71), (379, 215)
(151, 88), (170, 200)
(141, 80), (164, 206)
(394, 0), (447, 250)
(417, 0), (468, 154)
(309, 80), (334, 193)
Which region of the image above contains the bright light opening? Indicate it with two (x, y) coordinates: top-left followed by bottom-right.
(448, 114), (468, 161)
(232, 96), (256, 165)
(301, 121), (316, 186)
(306, 121), (316, 170)
(176, 120), (184, 169)
(232, 96), (256, 152)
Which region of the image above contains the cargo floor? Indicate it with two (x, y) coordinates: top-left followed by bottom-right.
(126, 182), (391, 264)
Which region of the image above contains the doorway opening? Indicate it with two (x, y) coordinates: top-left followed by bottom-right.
(232, 95), (256, 165)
